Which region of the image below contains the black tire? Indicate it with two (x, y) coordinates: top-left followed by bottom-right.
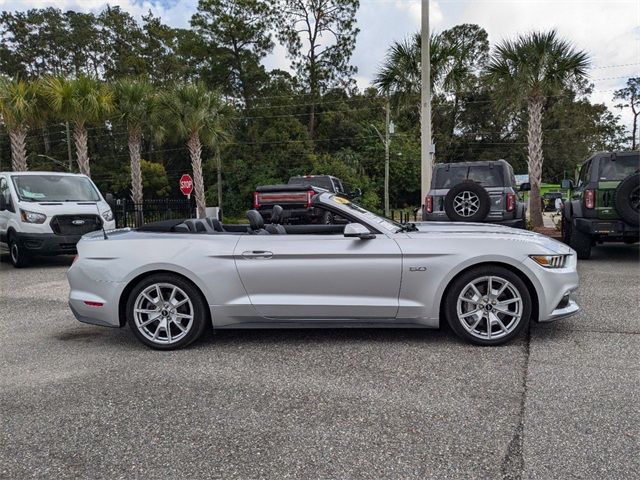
(126, 273), (209, 350)
(568, 221), (592, 260)
(561, 207), (571, 244)
(321, 210), (334, 224)
(9, 234), (29, 268)
(613, 172), (640, 226)
(443, 181), (491, 222)
(444, 265), (531, 346)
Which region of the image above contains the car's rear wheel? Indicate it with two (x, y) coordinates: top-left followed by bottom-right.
(445, 266), (531, 346)
(126, 273), (208, 350)
(9, 234), (29, 268)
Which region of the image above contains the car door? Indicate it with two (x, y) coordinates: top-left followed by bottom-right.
(0, 176), (12, 244)
(233, 230), (402, 320)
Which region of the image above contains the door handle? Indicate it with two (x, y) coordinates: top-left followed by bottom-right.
(241, 250), (273, 259)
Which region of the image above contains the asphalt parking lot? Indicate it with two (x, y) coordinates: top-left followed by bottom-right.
(1, 245), (638, 479)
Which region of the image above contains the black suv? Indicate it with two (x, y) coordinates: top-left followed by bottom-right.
(561, 151), (639, 259)
(422, 159), (528, 227)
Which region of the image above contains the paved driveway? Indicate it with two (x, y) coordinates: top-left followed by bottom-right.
(1, 244), (638, 479)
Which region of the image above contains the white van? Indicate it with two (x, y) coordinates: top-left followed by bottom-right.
(0, 171), (115, 267)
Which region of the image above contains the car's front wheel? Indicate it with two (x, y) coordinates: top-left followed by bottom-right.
(9, 234), (29, 268)
(126, 273), (209, 350)
(445, 266), (531, 346)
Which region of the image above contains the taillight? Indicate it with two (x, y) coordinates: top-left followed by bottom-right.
(584, 189), (595, 209)
(72, 255), (78, 264)
(83, 300), (104, 307)
(253, 192), (260, 209)
(506, 193), (516, 212)
(306, 190), (314, 208)
(425, 195), (433, 214)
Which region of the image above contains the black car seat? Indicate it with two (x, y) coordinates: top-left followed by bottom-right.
(266, 205), (287, 234)
(246, 210), (269, 235)
(206, 217), (225, 232)
(184, 219), (214, 233)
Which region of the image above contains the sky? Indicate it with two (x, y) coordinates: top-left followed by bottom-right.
(1, 0), (638, 132)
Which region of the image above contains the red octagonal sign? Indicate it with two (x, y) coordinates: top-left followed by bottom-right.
(179, 174), (193, 197)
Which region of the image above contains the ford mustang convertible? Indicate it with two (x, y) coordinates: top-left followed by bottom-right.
(67, 192), (580, 349)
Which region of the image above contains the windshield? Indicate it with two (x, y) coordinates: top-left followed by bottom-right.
(434, 165), (504, 188)
(289, 176), (334, 191)
(11, 175), (100, 202)
(597, 156), (639, 181)
(327, 194), (401, 233)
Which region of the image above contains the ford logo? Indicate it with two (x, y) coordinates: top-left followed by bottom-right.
(72, 219), (86, 226)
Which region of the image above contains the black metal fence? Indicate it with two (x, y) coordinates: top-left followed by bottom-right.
(390, 210), (419, 223)
(111, 198), (195, 228)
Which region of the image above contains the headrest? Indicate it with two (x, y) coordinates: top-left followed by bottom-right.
(246, 210), (264, 230)
(271, 205), (284, 224)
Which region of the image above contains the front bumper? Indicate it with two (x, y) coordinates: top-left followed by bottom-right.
(15, 232), (82, 255)
(540, 297), (580, 322)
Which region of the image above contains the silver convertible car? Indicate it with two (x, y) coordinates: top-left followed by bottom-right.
(68, 192), (580, 349)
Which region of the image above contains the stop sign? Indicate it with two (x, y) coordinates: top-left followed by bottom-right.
(179, 174), (193, 197)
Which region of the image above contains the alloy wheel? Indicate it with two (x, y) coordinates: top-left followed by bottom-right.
(456, 275), (523, 341)
(453, 191), (480, 218)
(133, 283), (194, 345)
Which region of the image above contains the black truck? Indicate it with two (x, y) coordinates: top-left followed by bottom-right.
(253, 175), (358, 224)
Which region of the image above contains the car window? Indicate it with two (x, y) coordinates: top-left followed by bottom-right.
(11, 175), (101, 202)
(0, 177), (12, 208)
(578, 160), (592, 187)
(434, 165), (504, 188)
(289, 176), (334, 190)
(597, 156), (639, 181)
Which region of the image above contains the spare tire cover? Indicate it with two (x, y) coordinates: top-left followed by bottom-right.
(613, 172), (640, 226)
(444, 181), (491, 222)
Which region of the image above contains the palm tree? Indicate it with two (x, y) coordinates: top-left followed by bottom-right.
(156, 83), (231, 218)
(374, 31), (465, 113)
(42, 75), (113, 176)
(113, 78), (155, 212)
(0, 77), (38, 171)
(487, 30), (589, 227)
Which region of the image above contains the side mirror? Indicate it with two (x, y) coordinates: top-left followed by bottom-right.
(105, 193), (114, 205)
(519, 182), (531, 192)
(344, 223), (375, 240)
(561, 179), (574, 190)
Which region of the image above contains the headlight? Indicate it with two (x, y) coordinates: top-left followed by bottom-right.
(530, 254), (569, 268)
(20, 209), (47, 224)
(101, 209), (114, 222)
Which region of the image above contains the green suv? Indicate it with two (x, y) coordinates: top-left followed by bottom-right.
(561, 151), (639, 259)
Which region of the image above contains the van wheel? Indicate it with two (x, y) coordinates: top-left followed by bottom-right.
(9, 234), (30, 268)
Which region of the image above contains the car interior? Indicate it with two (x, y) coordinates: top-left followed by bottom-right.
(137, 204), (349, 236)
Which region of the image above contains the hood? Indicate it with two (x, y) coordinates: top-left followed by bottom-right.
(408, 221), (572, 254)
(17, 200), (111, 216)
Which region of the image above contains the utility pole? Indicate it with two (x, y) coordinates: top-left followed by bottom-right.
(384, 100), (390, 217)
(420, 0), (433, 210)
(371, 100), (394, 218)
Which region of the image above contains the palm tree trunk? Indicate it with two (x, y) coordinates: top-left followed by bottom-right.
(187, 132), (206, 218)
(9, 126), (28, 171)
(74, 121), (91, 177)
(129, 127), (144, 227)
(216, 149), (223, 217)
(527, 96), (544, 228)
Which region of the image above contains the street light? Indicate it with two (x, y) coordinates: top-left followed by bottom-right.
(371, 101), (394, 217)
